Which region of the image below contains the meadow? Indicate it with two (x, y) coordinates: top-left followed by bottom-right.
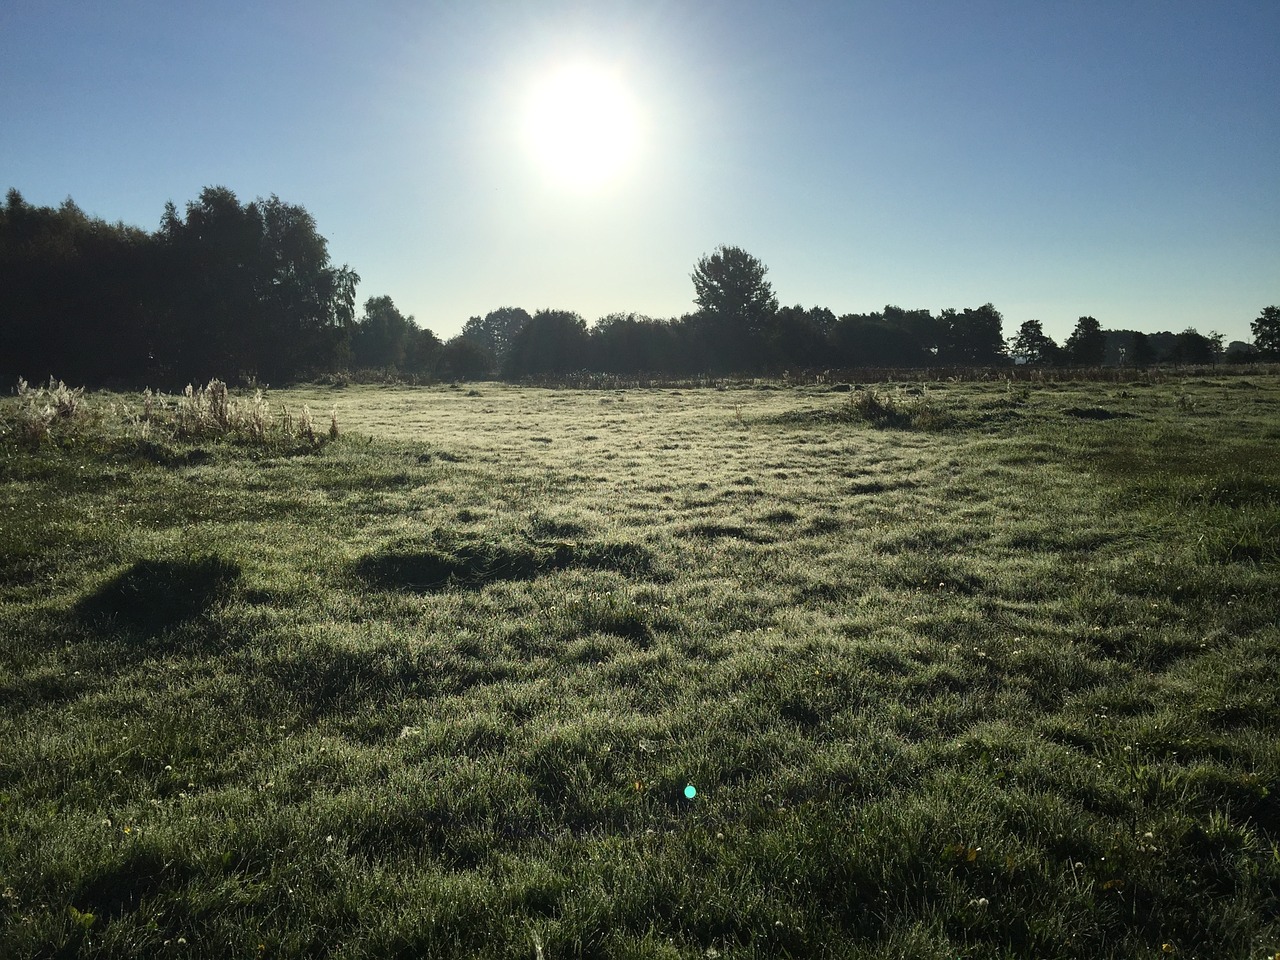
(0, 373), (1278, 959)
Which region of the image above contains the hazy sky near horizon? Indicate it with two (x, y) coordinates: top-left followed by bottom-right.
(3, 0), (1277, 344)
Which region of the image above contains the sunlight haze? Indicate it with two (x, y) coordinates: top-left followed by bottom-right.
(523, 62), (644, 192)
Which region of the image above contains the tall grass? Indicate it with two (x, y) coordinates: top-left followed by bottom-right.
(0, 378), (337, 451)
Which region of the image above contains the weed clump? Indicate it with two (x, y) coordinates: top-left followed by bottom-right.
(173, 380), (333, 447)
(0, 378), (340, 452)
(1, 378), (90, 448)
(843, 388), (954, 429)
(765, 386), (954, 430)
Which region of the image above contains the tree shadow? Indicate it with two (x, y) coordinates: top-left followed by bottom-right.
(353, 541), (573, 592)
(77, 556), (241, 635)
(353, 535), (664, 593)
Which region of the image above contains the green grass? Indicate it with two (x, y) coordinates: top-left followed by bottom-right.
(1, 375), (1278, 958)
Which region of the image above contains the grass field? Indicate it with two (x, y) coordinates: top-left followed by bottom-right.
(1, 374), (1278, 959)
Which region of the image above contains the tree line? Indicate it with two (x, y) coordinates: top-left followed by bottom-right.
(2, 187), (1276, 387)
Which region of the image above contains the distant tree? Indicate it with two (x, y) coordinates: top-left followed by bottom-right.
(827, 305), (941, 368)
(503, 309), (589, 378)
(352, 295), (414, 370)
(461, 307), (531, 366)
(939, 304), (1007, 365)
(690, 245), (778, 372)
(1207, 330), (1225, 364)
(1009, 320), (1060, 365)
(808, 306), (837, 335)
(1167, 327), (1216, 365)
(886, 306), (942, 364)
(405, 326), (443, 377)
(1251, 306), (1280, 359)
(667, 314), (709, 374)
(769, 305), (831, 370)
(1064, 316), (1106, 366)
(1224, 340), (1260, 364)
(438, 336), (494, 380)
(590, 313), (681, 374)
(1129, 331), (1156, 367)
(831, 312), (930, 367)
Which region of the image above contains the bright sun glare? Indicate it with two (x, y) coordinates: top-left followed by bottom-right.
(523, 63), (640, 191)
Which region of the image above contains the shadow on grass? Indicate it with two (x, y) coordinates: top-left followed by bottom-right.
(74, 846), (198, 922)
(1063, 406), (1135, 420)
(354, 535), (662, 593)
(76, 556), (241, 635)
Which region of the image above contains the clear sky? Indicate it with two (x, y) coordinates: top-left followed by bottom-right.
(3, 0), (1277, 344)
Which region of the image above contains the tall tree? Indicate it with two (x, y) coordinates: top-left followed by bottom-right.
(1168, 327), (1216, 364)
(1064, 316), (1106, 366)
(0, 189), (157, 385)
(461, 307), (531, 367)
(939, 304), (1007, 365)
(1009, 319), (1060, 365)
(503, 309), (589, 378)
(690, 245), (778, 372)
(438, 336), (494, 380)
(1251, 306), (1280, 359)
(156, 186), (357, 383)
(353, 295), (417, 371)
(590, 313), (679, 374)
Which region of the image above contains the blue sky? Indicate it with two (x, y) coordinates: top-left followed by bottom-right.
(3, 0), (1276, 344)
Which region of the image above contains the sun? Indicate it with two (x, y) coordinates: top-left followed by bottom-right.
(523, 63), (640, 191)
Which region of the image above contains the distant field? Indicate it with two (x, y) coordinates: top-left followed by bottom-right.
(1, 376), (1278, 958)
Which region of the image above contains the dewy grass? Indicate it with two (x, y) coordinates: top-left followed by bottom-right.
(0, 376), (1278, 958)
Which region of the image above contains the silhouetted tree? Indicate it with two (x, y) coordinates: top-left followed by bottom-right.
(939, 304), (1007, 365)
(1130, 331), (1156, 366)
(503, 310), (589, 378)
(831, 311), (932, 367)
(690, 245), (778, 372)
(1064, 316), (1106, 366)
(1207, 330), (1225, 363)
(461, 307), (531, 367)
(1009, 319), (1060, 365)
(0, 189), (158, 385)
(156, 186), (357, 383)
(254, 195), (359, 378)
(438, 336), (494, 380)
(769, 305), (832, 369)
(1224, 340), (1259, 364)
(886, 305), (943, 363)
(405, 327), (443, 377)
(352, 296), (414, 370)
(590, 313), (681, 374)
(1252, 306), (1280, 359)
(1167, 327), (1216, 365)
